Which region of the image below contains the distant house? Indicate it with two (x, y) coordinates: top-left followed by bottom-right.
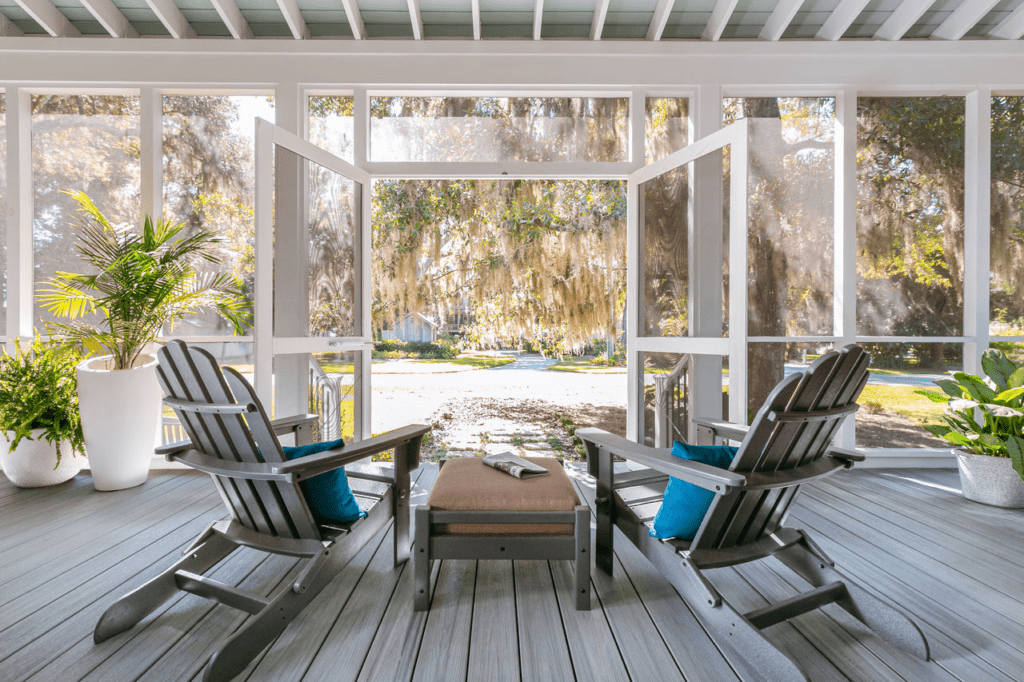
(382, 313), (439, 343)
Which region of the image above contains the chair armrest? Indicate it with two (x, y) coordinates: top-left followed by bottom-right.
(692, 418), (750, 443)
(273, 423), (431, 480)
(576, 428), (746, 494)
(827, 446), (865, 465)
(169, 449), (295, 482)
(156, 439), (192, 457)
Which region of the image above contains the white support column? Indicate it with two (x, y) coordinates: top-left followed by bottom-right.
(139, 87), (162, 222)
(353, 88), (369, 168)
(626, 168), (641, 441)
(690, 84), (725, 434)
(273, 82), (308, 422)
(834, 90), (857, 448)
(5, 88), (32, 341)
(727, 120), (748, 426)
(964, 89), (991, 377)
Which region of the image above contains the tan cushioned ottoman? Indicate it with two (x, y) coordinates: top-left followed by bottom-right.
(427, 457), (581, 536)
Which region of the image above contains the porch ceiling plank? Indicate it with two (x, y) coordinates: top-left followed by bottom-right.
(931, 0), (1001, 40)
(533, 0), (542, 40)
(872, 0), (933, 41)
(340, 0), (365, 39)
(79, 0), (139, 38)
(275, 0), (310, 39)
(758, 0), (803, 41)
(407, 0), (424, 40)
(144, 0), (197, 39)
(702, 0), (740, 41)
(646, 0), (675, 41)
(210, 0), (254, 39)
(814, 0), (870, 41)
(590, 0), (610, 40)
(12, 0), (81, 37)
(988, 2), (1024, 40)
(0, 11), (24, 36)
(471, 0), (480, 40)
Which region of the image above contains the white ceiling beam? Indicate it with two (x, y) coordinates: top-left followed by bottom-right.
(13, 0), (81, 37)
(144, 0), (196, 38)
(647, 0), (675, 41)
(79, 0), (139, 38)
(471, 0), (480, 40)
(407, 0), (423, 40)
(815, 0), (870, 41)
(872, 0), (932, 41)
(931, 0), (999, 40)
(210, 0), (253, 39)
(590, 0), (610, 40)
(532, 0), (542, 40)
(702, 0), (739, 41)
(276, 0), (309, 39)
(0, 10), (25, 35)
(759, 0), (803, 41)
(340, 0), (365, 39)
(989, 2), (1024, 40)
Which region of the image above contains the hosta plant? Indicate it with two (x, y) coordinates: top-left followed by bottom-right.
(0, 335), (85, 467)
(916, 349), (1024, 483)
(38, 190), (251, 370)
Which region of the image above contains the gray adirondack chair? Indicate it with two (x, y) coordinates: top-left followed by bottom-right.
(577, 345), (929, 682)
(93, 340), (429, 682)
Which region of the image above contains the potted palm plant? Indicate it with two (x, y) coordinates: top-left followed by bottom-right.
(0, 335), (85, 487)
(39, 190), (250, 491)
(917, 348), (1024, 508)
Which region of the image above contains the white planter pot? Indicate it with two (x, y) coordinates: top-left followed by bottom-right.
(1, 430), (82, 488)
(77, 354), (162, 491)
(954, 449), (1024, 509)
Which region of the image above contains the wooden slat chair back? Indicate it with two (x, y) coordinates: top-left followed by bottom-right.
(157, 340), (322, 541)
(93, 339), (429, 682)
(577, 345), (929, 682)
(690, 344), (869, 555)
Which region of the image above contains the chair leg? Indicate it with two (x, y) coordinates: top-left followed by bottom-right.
(202, 553), (342, 682)
(661, 555), (810, 682)
(393, 444), (412, 567)
(413, 505), (431, 611)
(775, 534), (930, 660)
(95, 529), (235, 643)
(575, 506), (591, 610)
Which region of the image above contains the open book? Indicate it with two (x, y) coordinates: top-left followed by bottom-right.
(482, 452), (550, 479)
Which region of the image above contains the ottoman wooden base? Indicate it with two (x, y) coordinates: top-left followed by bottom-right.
(413, 457), (591, 611)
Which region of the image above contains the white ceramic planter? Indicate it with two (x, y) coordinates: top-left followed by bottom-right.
(1, 429), (82, 488)
(955, 449), (1024, 509)
(77, 354), (162, 491)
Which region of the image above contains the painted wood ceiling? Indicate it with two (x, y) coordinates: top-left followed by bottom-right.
(0, 0), (1021, 42)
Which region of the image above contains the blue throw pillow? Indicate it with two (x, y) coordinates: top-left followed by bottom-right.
(282, 439), (367, 524)
(650, 441), (738, 540)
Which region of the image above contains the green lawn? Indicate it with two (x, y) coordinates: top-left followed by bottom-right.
(548, 356), (625, 372)
(859, 384), (945, 426)
(415, 356), (514, 369)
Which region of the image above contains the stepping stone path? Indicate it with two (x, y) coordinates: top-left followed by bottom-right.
(424, 403), (575, 461)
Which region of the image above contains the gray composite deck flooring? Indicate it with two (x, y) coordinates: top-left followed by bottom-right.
(1, 464), (1021, 682)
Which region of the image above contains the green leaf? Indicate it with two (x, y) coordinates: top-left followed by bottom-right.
(1004, 436), (1024, 482)
(982, 349), (1017, 391)
(1008, 368), (1024, 390)
(953, 372), (996, 403)
(934, 378), (965, 399)
(994, 386), (1024, 405)
(915, 389), (952, 404)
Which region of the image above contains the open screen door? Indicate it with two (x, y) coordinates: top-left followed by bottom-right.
(254, 119), (372, 442)
(626, 121), (749, 444)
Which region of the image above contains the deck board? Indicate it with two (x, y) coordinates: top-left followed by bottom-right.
(0, 466), (1019, 682)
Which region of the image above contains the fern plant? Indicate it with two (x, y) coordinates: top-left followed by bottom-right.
(0, 336), (85, 467)
(916, 348), (1024, 483)
(38, 190), (251, 370)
